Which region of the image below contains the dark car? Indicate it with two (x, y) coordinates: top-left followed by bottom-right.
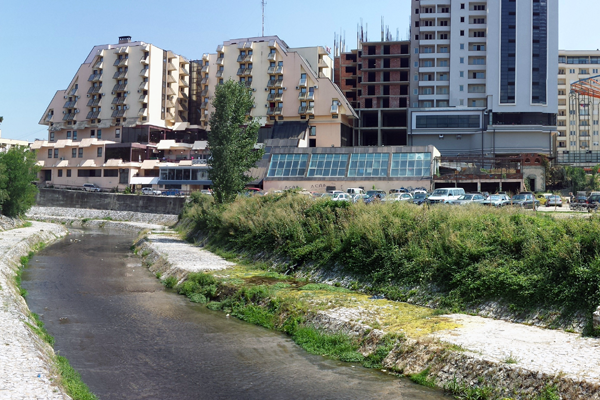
(412, 192), (428, 205)
(162, 189), (182, 196)
(510, 192), (540, 209)
(587, 194), (600, 205)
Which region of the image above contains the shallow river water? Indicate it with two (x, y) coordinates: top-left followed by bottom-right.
(22, 228), (446, 400)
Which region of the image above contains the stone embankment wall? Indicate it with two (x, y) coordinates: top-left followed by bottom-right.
(27, 206), (178, 227)
(0, 218), (69, 399)
(36, 188), (186, 215)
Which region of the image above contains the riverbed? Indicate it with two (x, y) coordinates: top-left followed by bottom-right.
(22, 228), (445, 400)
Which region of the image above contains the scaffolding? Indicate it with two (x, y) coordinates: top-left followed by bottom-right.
(569, 75), (600, 152)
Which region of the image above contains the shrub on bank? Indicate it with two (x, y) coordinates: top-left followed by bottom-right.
(180, 193), (600, 317)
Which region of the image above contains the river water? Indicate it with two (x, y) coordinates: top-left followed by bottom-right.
(22, 228), (446, 400)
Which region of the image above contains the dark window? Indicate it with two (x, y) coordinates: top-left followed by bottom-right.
(77, 169), (102, 177)
(58, 170), (63, 177)
(531, 0), (548, 104)
(67, 169), (71, 177)
(500, 0), (517, 103)
(415, 115), (480, 128)
(54, 149), (58, 158)
(78, 148), (83, 158)
(104, 169), (119, 177)
(97, 148), (103, 157)
(48, 149), (52, 158)
(72, 148), (77, 158)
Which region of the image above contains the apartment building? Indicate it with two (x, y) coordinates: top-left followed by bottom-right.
(35, 36), (202, 190)
(192, 36), (356, 147)
(556, 50), (600, 165)
(408, 0), (558, 157)
(334, 40), (411, 146)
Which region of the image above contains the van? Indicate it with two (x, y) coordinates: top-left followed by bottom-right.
(346, 188), (364, 195)
(427, 187), (465, 204)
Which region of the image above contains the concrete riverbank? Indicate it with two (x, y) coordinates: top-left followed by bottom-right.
(0, 218), (68, 399)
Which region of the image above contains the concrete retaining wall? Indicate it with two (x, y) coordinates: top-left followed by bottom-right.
(36, 188), (186, 215)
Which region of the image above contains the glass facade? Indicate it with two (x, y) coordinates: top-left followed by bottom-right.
(347, 153), (389, 177)
(500, 0), (516, 103)
(531, 0), (548, 104)
(415, 115), (480, 129)
(390, 153), (431, 177)
(307, 154), (348, 177)
(267, 154), (309, 177)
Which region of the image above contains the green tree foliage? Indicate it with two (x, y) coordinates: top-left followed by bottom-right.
(0, 147), (40, 217)
(207, 80), (264, 204)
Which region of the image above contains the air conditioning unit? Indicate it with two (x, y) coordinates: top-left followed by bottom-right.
(124, 105), (128, 110)
(295, 86), (299, 90)
(62, 111), (66, 114)
(252, 88), (256, 91)
(314, 85), (318, 89)
(439, 134), (444, 138)
(283, 87), (287, 90)
(102, 93), (105, 96)
(137, 89), (141, 93)
(64, 96), (67, 99)
(111, 91), (115, 95)
(126, 91), (130, 94)
(111, 106), (115, 110)
(75, 109), (79, 113)
(87, 94), (90, 98)
(265, 104), (268, 108)
(264, 88), (268, 91)
(60, 157), (65, 160)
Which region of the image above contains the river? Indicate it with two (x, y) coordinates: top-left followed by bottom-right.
(22, 228), (446, 399)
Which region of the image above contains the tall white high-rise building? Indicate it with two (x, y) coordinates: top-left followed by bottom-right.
(408, 0), (558, 157)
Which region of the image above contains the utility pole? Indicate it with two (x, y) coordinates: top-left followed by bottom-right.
(262, 0), (266, 37)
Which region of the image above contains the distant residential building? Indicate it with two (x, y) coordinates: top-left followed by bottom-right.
(0, 130), (29, 153)
(556, 50), (600, 165)
(192, 36), (357, 147)
(408, 0), (558, 160)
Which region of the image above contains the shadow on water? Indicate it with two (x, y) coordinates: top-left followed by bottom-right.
(22, 228), (447, 400)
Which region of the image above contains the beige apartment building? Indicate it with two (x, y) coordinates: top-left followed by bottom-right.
(556, 50), (600, 165)
(195, 36), (356, 147)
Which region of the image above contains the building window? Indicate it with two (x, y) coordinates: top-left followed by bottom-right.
(460, 30), (464, 36)
(67, 131), (71, 138)
(73, 131), (78, 140)
(50, 132), (55, 141)
(97, 129), (102, 140)
(115, 129), (120, 138)
(48, 149), (52, 158)
(97, 148), (103, 157)
(54, 149), (59, 158)
(307, 154), (348, 177)
(309, 126), (316, 136)
(72, 148), (77, 158)
(58, 170), (63, 178)
(531, 0), (548, 104)
(460, 71), (464, 77)
(461, 17), (465, 22)
(461, 3), (465, 9)
(459, 85), (464, 91)
(267, 154), (309, 177)
(460, 43), (465, 50)
(90, 129), (95, 137)
(78, 148), (83, 158)
(348, 153), (390, 177)
(67, 169), (71, 177)
(460, 57), (464, 64)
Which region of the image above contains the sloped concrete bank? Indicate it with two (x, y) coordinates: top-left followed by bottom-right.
(134, 231), (600, 400)
(27, 206), (178, 226)
(0, 218), (69, 399)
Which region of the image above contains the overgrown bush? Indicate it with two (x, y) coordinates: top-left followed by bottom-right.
(179, 195), (600, 315)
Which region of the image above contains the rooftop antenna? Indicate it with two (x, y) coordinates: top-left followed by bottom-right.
(261, 0), (266, 37)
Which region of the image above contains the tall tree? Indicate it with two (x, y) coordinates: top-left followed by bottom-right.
(0, 147), (39, 217)
(207, 80), (263, 204)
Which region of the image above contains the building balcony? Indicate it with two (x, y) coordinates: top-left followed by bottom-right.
(200, 88), (209, 96)
(166, 86), (176, 96)
(140, 67), (149, 77)
(113, 58), (125, 67)
(267, 107), (276, 115)
(306, 106), (314, 115)
(201, 65), (209, 73)
(86, 98), (101, 107)
(63, 112), (76, 121)
(237, 68), (246, 76)
(112, 97), (126, 105)
(275, 66), (283, 74)
(139, 94), (148, 102)
(63, 100), (76, 108)
(88, 73), (102, 82)
(87, 86), (101, 94)
(139, 81), (149, 91)
(178, 100), (188, 112)
(216, 44), (224, 52)
(180, 66), (189, 76)
(237, 55), (246, 62)
(318, 59), (328, 68)
(244, 55), (253, 62)
(307, 92), (314, 100)
(243, 69), (253, 76)
(140, 55), (149, 64)
(180, 78), (189, 87)
(216, 57), (224, 66)
(165, 111), (175, 120)
(167, 62), (177, 71)
(200, 102), (208, 109)
(298, 106), (307, 114)
(111, 109), (126, 118)
(113, 71), (127, 80)
(274, 78), (284, 87)
(166, 100), (175, 109)
(181, 92), (188, 100)
(86, 111), (100, 119)
(267, 52), (276, 61)
(267, 66), (276, 74)
(298, 78), (307, 87)
(331, 103), (339, 114)
(167, 75), (177, 83)
(138, 107), (148, 117)
(112, 83), (127, 92)
(93, 59), (103, 69)
(298, 92), (307, 100)
(244, 81), (252, 88)
(267, 79), (277, 88)
(216, 70), (223, 78)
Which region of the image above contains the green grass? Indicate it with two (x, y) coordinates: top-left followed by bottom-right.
(178, 194), (600, 321)
(55, 355), (98, 400)
(293, 326), (364, 363)
(409, 367), (437, 388)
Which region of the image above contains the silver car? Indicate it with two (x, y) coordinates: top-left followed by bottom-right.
(546, 195), (563, 207)
(448, 194), (486, 205)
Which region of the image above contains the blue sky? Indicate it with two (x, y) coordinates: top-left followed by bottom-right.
(0, 0), (593, 142)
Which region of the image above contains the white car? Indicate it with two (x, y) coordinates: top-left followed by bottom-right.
(83, 183), (101, 192)
(141, 187), (162, 195)
(384, 193), (413, 202)
(331, 193), (351, 202)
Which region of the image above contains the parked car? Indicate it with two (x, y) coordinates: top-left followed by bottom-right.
(588, 194), (600, 205)
(545, 195), (563, 207)
(331, 193), (352, 202)
(447, 193), (486, 205)
(384, 193), (413, 202)
(141, 187), (162, 195)
(162, 189), (182, 196)
(427, 187), (466, 204)
(346, 188), (365, 195)
(510, 192), (539, 209)
(364, 193), (385, 204)
(352, 194), (370, 203)
(200, 189), (213, 196)
(482, 194), (511, 207)
(366, 190), (387, 197)
(83, 183), (101, 192)
(412, 192), (428, 205)
(389, 188), (409, 194)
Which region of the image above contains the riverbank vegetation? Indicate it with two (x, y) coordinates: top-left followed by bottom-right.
(179, 191), (600, 329)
